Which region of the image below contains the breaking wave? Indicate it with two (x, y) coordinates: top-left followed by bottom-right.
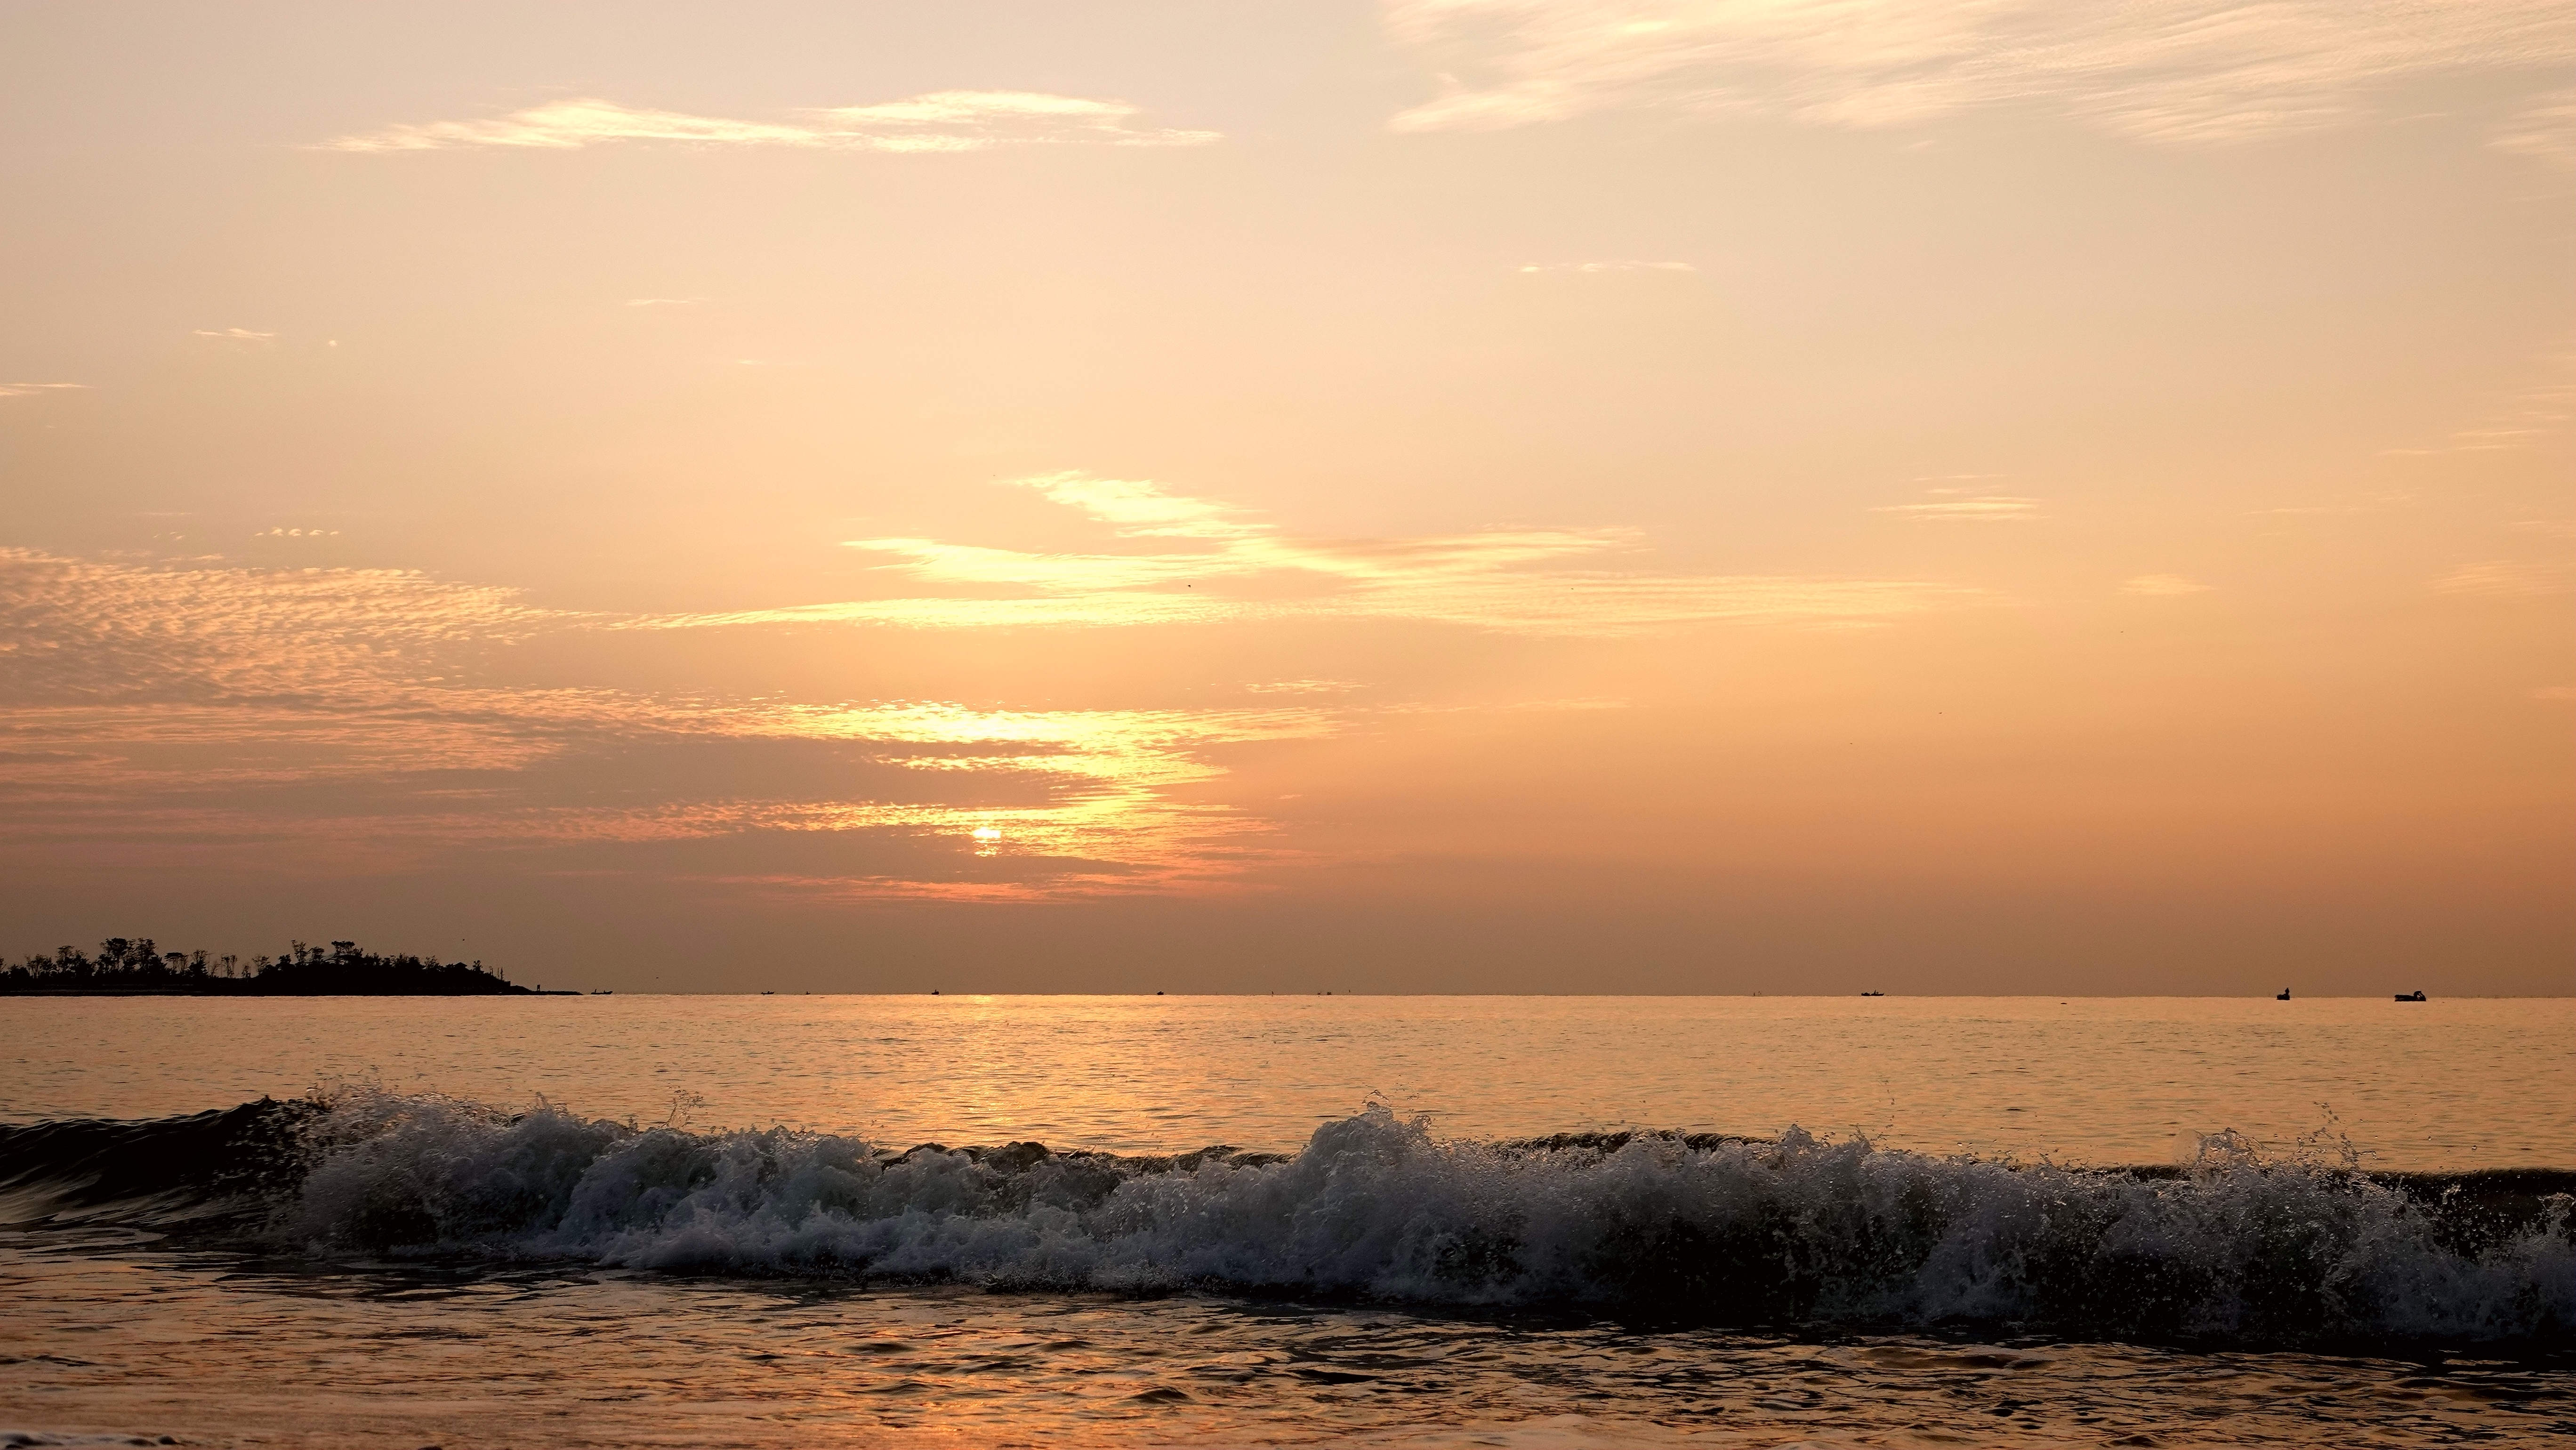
(4, 1091), (2571, 1346)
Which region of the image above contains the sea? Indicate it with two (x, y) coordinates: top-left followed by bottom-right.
(2, 994), (2570, 1448)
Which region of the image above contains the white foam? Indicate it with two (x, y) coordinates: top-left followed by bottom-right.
(276, 1092), (2576, 1342)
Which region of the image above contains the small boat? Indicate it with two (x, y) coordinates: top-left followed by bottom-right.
(1860, 991), (1884, 997)
(2395, 990), (2426, 1002)
(2276, 988), (2290, 1000)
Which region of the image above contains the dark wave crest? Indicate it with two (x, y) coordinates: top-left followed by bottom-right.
(4, 1093), (2571, 1345)
(0, 1099), (319, 1228)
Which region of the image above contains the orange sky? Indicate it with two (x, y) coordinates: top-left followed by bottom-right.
(2, 0), (2569, 992)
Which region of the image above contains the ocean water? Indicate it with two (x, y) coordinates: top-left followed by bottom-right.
(3, 996), (2571, 1448)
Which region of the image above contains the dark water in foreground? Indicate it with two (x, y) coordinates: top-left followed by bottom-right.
(2, 998), (2571, 1446)
(6, 1234), (2572, 1448)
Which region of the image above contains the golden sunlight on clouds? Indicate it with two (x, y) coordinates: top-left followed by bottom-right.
(0, 475), (1986, 902)
(0, 548), (1343, 898)
(320, 93), (1219, 154)
(1386, 0), (2576, 145)
(2123, 574), (2215, 596)
(637, 474), (1976, 636)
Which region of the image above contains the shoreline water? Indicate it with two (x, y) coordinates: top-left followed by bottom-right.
(9, 1245), (2568, 1450)
(8, 1092), (2572, 1349)
(6, 997), (2572, 1447)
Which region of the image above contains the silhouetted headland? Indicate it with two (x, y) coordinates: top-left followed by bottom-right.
(1, 938), (548, 995)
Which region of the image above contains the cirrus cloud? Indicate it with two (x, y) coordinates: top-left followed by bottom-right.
(321, 92), (1221, 154)
(1385, 0), (2576, 146)
(1873, 488), (2044, 523)
(636, 471), (1976, 636)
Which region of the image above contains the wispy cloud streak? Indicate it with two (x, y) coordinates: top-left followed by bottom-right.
(641, 472), (1972, 636)
(1518, 260), (1697, 274)
(2380, 346), (2576, 455)
(1386, 0), (2576, 144)
(2494, 86), (2576, 167)
(1874, 489), (2043, 523)
(0, 549), (1328, 896)
(1, 466), (1974, 895)
(2431, 561), (2575, 596)
(322, 93), (1220, 154)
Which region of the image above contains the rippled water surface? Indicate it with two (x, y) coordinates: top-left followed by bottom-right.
(7, 995), (2570, 1168)
(7, 1236), (2572, 1449)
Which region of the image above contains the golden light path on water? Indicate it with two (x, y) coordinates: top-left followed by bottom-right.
(11, 996), (2572, 1171)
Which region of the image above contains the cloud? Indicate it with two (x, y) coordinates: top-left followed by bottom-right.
(193, 328), (274, 342)
(320, 92), (1220, 154)
(0, 548), (549, 708)
(1385, 0), (2576, 144)
(0, 477), (1975, 899)
(2430, 561), (2575, 596)
(2512, 519), (2576, 539)
(2535, 685), (2576, 701)
(255, 527), (340, 538)
(0, 382), (87, 399)
(1246, 679), (1364, 695)
(1874, 489), (2043, 523)
(0, 548), (1332, 897)
(2248, 491), (2412, 516)
(1020, 471), (1266, 540)
(2378, 345), (2576, 455)
(1517, 260), (1697, 274)
(2494, 85), (2576, 167)
(633, 471), (1975, 636)
(2123, 573), (2215, 596)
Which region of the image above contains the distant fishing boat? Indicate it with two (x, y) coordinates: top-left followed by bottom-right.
(1860, 991), (1884, 997)
(2277, 988), (2291, 1000)
(2395, 990), (2427, 1002)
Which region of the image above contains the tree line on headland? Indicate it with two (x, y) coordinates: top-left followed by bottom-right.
(0, 938), (533, 995)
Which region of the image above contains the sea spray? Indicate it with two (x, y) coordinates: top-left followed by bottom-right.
(4, 1089), (2569, 1345)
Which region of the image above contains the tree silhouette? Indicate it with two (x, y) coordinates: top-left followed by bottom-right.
(0, 938), (533, 995)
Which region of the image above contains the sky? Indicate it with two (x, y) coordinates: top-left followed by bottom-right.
(0, 0), (2569, 994)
